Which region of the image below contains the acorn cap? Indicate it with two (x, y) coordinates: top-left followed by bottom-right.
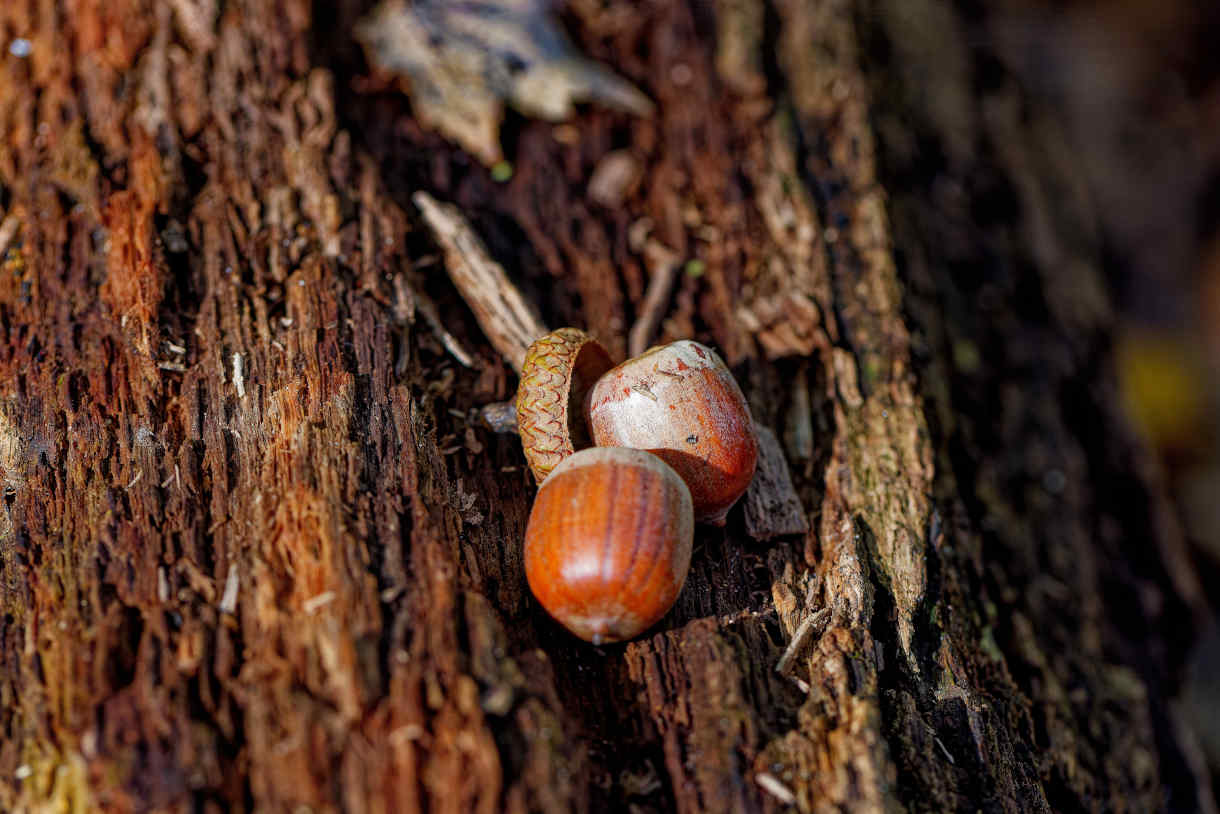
(516, 328), (615, 483)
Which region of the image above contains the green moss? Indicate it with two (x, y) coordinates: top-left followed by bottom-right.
(861, 355), (884, 389)
(979, 625), (1003, 664)
(490, 161), (514, 182)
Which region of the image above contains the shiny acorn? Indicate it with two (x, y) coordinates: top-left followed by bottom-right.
(523, 446), (694, 643)
(585, 340), (758, 525)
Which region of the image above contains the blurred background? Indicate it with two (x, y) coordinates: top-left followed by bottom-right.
(985, 0), (1220, 781)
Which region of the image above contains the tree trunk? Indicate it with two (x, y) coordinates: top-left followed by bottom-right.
(0, 0), (1213, 812)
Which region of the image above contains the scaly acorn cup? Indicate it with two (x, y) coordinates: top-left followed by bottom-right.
(523, 447), (694, 643)
(586, 340), (758, 525)
(516, 328), (614, 482)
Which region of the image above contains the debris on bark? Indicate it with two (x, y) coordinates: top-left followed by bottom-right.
(743, 424), (811, 541)
(414, 191), (549, 373)
(357, 0), (654, 164)
(0, 0), (1210, 811)
(587, 149), (643, 209)
(626, 233), (682, 358)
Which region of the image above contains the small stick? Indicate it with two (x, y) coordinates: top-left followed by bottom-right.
(303, 591), (337, 614)
(413, 192), (548, 373)
(774, 607), (829, 676)
(413, 287), (476, 368)
(755, 773), (797, 806)
(627, 238), (681, 357)
(934, 736), (956, 765)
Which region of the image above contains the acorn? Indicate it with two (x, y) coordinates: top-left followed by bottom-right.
(585, 340), (758, 525)
(516, 328), (615, 483)
(523, 446), (694, 644)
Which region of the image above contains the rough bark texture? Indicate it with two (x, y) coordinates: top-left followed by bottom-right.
(0, 0), (1212, 812)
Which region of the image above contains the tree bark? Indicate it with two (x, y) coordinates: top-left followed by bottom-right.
(0, 0), (1212, 812)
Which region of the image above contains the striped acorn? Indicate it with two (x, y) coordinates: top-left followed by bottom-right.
(585, 340), (758, 525)
(523, 446), (694, 643)
(516, 328), (614, 483)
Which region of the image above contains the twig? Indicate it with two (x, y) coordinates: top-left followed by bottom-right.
(755, 773), (797, 806)
(774, 607), (829, 676)
(934, 736), (956, 765)
(413, 192), (547, 373)
(627, 238), (681, 357)
(413, 287), (476, 368)
(303, 591), (336, 614)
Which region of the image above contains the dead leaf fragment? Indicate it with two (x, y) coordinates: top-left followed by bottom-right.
(357, 0), (654, 165)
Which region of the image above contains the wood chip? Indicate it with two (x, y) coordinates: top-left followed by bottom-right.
(588, 150), (642, 208)
(478, 402), (519, 434)
(303, 591), (336, 614)
(232, 353), (245, 398)
(0, 212), (20, 258)
(219, 566), (239, 615)
(755, 772), (797, 806)
(743, 424), (810, 541)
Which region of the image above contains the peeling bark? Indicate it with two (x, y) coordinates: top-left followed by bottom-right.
(0, 0), (1211, 812)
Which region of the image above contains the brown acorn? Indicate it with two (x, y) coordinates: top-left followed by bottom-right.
(523, 446), (694, 643)
(515, 328), (615, 482)
(585, 340), (758, 525)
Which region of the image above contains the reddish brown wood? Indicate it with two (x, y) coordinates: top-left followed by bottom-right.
(0, 0), (1212, 811)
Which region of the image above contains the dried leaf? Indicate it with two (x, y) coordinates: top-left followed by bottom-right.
(357, 0), (654, 165)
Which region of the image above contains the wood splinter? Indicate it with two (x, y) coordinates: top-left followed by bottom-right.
(413, 191), (548, 373)
(775, 607), (829, 676)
